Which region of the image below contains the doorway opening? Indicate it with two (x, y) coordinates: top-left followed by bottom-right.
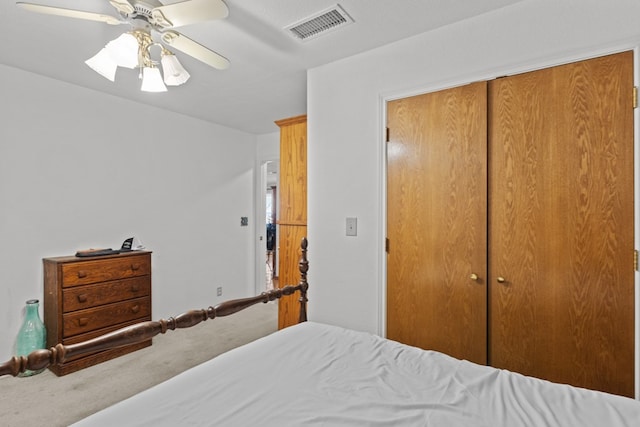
(264, 161), (279, 291)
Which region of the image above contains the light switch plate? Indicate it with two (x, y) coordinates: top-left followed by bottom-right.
(346, 217), (357, 236)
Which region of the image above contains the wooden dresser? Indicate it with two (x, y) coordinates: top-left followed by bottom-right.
(43, 251), (152, 375)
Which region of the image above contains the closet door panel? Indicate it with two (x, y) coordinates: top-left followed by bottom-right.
(278, 116), (307, 225)
(488, 68), (557, 377)
(387, 81), (488, 364)
(488, 51), (634, 397)
(277, 225), (307, 330)
(276, 115), (307, 330)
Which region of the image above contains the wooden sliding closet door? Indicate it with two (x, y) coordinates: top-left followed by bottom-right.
(387, 82), (488, 364)
(488, 51), (634, 397)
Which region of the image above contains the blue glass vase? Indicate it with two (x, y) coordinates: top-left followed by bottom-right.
(16, 299), (46, 377)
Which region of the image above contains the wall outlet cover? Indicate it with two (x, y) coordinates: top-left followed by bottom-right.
(346, 217), (357, 236)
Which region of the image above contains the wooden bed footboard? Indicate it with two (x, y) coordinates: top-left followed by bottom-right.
(0, 237), (309, 378)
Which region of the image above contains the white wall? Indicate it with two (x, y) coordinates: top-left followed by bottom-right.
(0, 64), (257, 360)
(307, 0), (640, 372)
(257, 132), (279, 160)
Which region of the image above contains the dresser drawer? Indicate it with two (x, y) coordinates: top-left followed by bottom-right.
(63, 296), (151, 337)
(61, 254), (151, 287)
(63, 277), (151, 313)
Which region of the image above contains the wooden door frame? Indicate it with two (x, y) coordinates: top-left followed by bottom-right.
(378, 45), (640, 399)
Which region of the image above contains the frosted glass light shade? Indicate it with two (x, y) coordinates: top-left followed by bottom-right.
(161, 54), (190, 86)
(141, 67), (167, 92)
(105, 32), (139, 69)
(85, 48), (118, 82)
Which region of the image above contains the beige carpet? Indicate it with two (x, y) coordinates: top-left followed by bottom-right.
(0, 302), (278, 427)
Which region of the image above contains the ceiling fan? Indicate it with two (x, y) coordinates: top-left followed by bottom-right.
(16, 0), (230, 92)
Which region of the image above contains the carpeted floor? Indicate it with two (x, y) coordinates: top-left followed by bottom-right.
(0, 302), (277, 427)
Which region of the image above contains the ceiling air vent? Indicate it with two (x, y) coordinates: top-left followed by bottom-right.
(285, 4), (354, 41)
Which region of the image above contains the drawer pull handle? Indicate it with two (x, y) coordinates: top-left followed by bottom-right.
(131, 284), (140, 292)
(131, 305), (140, 314)
(77, 294), (88, 303)
(78, 317), (89, 327)
(77, 271), (87, 278)
(131, 264), (140, 271)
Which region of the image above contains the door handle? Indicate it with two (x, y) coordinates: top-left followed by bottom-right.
(469, 273), (479, 281)
(496, 276), (506, 283)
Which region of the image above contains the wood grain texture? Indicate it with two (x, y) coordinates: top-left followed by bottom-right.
(63, 277), (150, 312)
(277, 226), (308, 329)
(60, 254), (151, 287)
(62, 297), (151, 337)
(276, 115), (308, 329)
(387, 81), (488, 364)
(277, 115), (307, 225)
(488, 51), (634, 397)
(43, 251), (153, 375)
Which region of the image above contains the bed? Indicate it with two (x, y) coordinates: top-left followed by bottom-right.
(2, 238), (640, 426)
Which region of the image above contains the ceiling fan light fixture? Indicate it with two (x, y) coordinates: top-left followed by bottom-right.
(141, 66), (168, 92)
(20, 0), (231, 92)
(85, 48), (118, 82)
(161, 53), (190, 86)
(105, 32), (139, 69)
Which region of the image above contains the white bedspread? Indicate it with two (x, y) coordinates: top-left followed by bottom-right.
(73, 322), (640, 426)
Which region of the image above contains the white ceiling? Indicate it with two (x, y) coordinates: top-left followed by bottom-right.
(0, 0), (522, 134)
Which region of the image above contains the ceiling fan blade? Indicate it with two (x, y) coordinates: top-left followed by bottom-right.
(161, 31), (229, 70)
(16, 2), (126, 25)
(152, 0), (228, 28)
(108, 0), (135, 15)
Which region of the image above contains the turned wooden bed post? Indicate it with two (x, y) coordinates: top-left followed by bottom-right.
(0, 237), (310, 378)
(297, 237), (309, 323)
